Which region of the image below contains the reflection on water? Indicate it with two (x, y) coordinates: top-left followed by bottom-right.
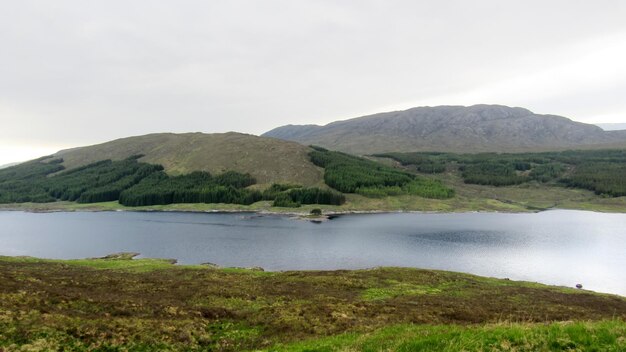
(0, 210), (625, 296)
(411, 230), (516, 244)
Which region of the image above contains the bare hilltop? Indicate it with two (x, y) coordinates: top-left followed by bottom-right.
(263, 104), (626, 154)
(54, 132), (324, 187)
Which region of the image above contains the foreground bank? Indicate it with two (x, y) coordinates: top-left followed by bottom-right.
(1, 255), (625, 351)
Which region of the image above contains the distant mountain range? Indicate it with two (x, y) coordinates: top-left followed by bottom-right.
(263, 105), (626, 154)
(0, 162), (20, 170)
(8, 105), (626, 186)
(53, 132), (324, 186)
(596, 123), (626, 131)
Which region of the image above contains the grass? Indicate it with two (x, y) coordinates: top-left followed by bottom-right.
(55, 132), (326, 187)
(361, 280), (444, 300)
(0, 253), (213, 273)
(1, 256), (625, 351)
(274, 320), (626, 351)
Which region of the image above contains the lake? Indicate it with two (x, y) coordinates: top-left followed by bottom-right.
(1, 210), (625, 296)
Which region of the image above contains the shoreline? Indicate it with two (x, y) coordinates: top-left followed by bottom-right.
(1, 202), (625, 216)
(0, 203), (548, 219)
(3, 184), (626, 215)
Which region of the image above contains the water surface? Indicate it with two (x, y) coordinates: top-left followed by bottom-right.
(1, 210), (625, 296)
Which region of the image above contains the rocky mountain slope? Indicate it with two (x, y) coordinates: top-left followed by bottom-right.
(263, 105), (626, 154)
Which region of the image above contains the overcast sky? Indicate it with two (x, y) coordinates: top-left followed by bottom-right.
(2, 1), (626, 165)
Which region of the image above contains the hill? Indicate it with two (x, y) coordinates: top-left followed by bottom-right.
(54, 132), (324, 186)
(0, 134), (346, 207)
(263, 105), (626, 154)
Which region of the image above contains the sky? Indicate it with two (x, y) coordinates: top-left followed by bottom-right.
(1, 1), (626, 165)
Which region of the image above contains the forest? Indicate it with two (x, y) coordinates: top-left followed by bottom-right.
(0, 157), (345, 207)
(310, 147), (455, 199)
(117, 170), (260, 206)
(262, 184), (345, 207)
(376, 149), (626, 197)
(0, 156), (162, 203)
(3, 148), (621, 208)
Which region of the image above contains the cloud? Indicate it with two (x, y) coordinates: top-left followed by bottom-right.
(1, 0), (625, 164)
(392, 31), (626, 122)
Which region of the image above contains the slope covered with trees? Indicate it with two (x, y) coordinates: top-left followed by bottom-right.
(118, 171), (259, 206)
(310, 147), (455, 199)
(0, 157), (344, 207)
(0, 156), (162, 204)
(376, 149), (626, 197)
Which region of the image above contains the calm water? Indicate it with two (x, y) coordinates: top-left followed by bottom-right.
(1, 210), (625, 296)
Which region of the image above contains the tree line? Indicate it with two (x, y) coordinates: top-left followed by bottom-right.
(0, 156), (345, 207)
(0, 156), (161, 203)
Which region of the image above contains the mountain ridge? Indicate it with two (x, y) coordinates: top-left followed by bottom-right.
(263, 104), (626, 154)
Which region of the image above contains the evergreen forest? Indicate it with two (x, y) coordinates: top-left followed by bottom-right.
(309, 147), (455, 199)
(375, 149), (626, 197)
(0, 156), (345, 207)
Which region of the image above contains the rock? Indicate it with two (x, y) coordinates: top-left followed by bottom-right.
(576, 284), (583, 289)
(201, 262), (221, 269)
(94, 252), (140, 260)
(228, 266), (265, 272)
(247, 266), (265, 272)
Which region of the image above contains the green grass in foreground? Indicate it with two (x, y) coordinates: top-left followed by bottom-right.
(1, 255), (626, 351)
(276, 320), (626, 351)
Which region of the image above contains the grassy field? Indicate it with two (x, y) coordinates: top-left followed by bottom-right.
(1, 255), (625, 351)
(278, 321), (626, 351)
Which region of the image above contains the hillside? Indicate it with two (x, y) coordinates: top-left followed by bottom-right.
(54, 132), (324, 186)
(1, 255), (625, 351)
(263, 105), (626, 154)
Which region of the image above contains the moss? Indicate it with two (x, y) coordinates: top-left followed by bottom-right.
(361, 280), (443, 300)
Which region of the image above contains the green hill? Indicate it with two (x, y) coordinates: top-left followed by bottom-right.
(54, 132), (324, 187)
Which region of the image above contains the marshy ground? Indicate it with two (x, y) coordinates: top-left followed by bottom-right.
(1, 254), (625, 351)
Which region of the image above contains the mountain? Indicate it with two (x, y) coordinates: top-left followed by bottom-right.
(53, 132), (324, 186)
(263, 105), (626, 154)
(596, 123), (626, 131)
